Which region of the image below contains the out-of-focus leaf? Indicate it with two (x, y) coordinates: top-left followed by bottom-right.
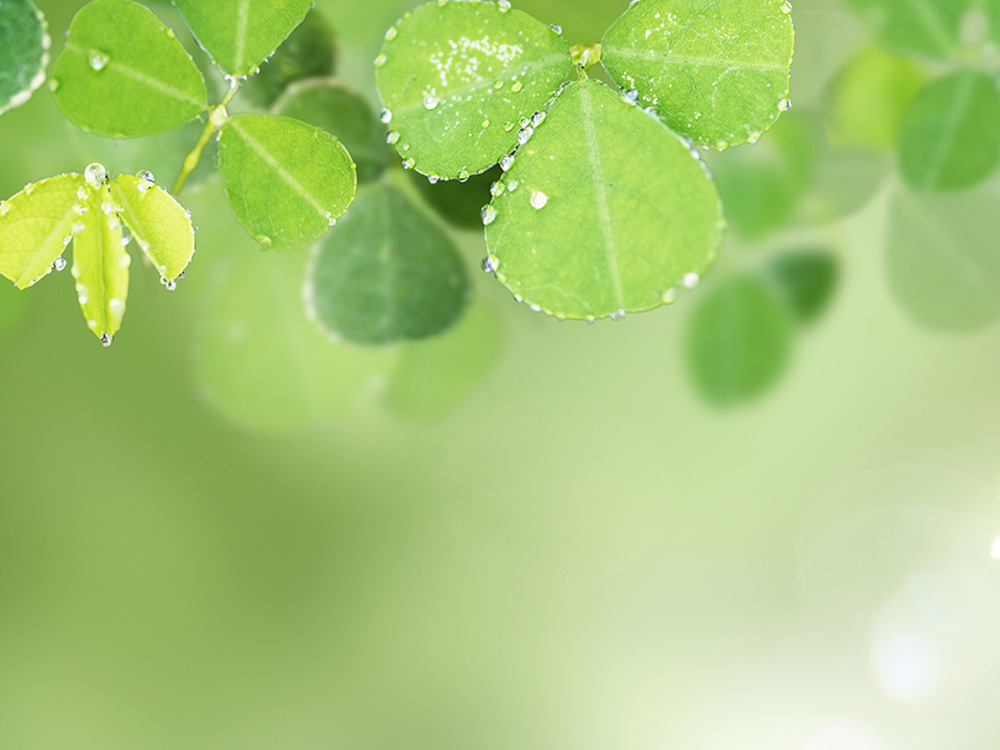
(0, 0), (49, 117)
(409, 166), (502, 230)
(768, 248), (839, 324)
(842, 0), (971, 59)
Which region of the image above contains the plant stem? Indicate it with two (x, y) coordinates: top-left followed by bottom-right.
(170, 78), (241, 196)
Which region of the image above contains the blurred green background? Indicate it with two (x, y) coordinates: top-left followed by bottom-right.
(3, 0), (1000, 748)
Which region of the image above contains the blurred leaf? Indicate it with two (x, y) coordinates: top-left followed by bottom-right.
(0, 173), (83, 289)
(686, 272), (795, 405)
(486, 80), (723, 320)
(842, 0), (971, 59)
(897, 70), (1000, 192)
(768, 248), (839, 324)
(110, 172), (194, 282)
(887, 183), (1000, 331)
(52, 0), (207, 137)
(241, 9), (337, 108)
(408, 166), (501, 230)
(172, 0), (313, 78)
(383, 298), (501, 420)
(601, 0), (795, 149)
(0, 0), (48, 117)
(193, 239), (393, 433)
(375, 0), (571, 178)
(307, 183), (468, 345)
(274, 79), (391, 183)
(711, 112), (816, 241)
(0, 284), (26, 339)
(218, 113), (356, 249)
(825, 46), (925, 151)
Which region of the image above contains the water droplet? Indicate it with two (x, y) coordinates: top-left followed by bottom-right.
(482, 255), (498, 273)
(530, 304), (541, 312)
(428, 175), (441, 184)
(517, 126), (533, 144)
(136, 170), (155, 184)
(481, 118), (490, 128)
(423, 94), (440, 109)
(402, 157), (415, 169)
(682, 272), (700, 289)
(530, 190), (548, 209)
(458, 170), (470, 181)
(380, 108), (392, 124)
(490, 181), (504, 197)
(100, 333), (113, 347)
(0, 203), (9, 217)
(101, 201), (116, 216)
(507, 179), (519, 192)
(257, 235), (273, 247)
(494, 80), (504, 89)
(550, 24), (562, 34)
(88, 50), (109, 71)
(481, 205), (497, 225)
(531, 111), (546, 127)
(503, 121), (514, 131)
(662, 287), (677, 304)
(610, 308), (626, 321)
(374, 54), (387, 67)
(163, 279), (177, 291)
(747, 131), (761, 145)
(384, 26), (398, 41)
(47, 78), (60, 92)
(53, 257), (67, 271)
(76, 186), (88, 200)
(84, 162), (108, 187)
(623, 88), (639, 104)
(780, 0), (792, 13)
(109, 298), (124, 312)
(24, 184), (34, 194)
(72, 221), (86, 234)
(511, 81), (523, 93)
(386, 131), (400, 145)
(778, 97), (792, 111)
(497, 0), (511, 11)
(500, 154), (515, 171)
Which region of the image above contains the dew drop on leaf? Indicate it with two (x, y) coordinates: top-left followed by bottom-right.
(88, 50), (109, 71)
(481, 204), (498, 225)
(529, 190), (548, 209)
(84, 162), (108, 187)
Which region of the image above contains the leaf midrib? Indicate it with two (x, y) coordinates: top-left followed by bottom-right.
(603, 47), (788, 72)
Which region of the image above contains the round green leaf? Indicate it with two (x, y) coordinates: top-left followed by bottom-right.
(601, 0), (795, 149)
(382, 298), (501, 420)
(241, 9), (337, 108)
(218, 113), (357, 249)
(307, 183), (468, 345)
(686, 272), (795, 404)
(842, 0), (971, 59)
(374, 0), (572, 178)
(767, 248), (839, 324)
(274, 79), (392, 184)
(172, 0), (313, 78)
(52, 0), (208, 137)
(0, 0), (49, 117)
(897, 70), (1000, 192)
(194, 241), (394, 433)
(0, 173), (85, 289)
(485, 79), (724, 320)
(110, 172), (194, 282)
(408, 165), (502, 230)
(887, 184), (1000, 331)
(825, 46), (926, 151)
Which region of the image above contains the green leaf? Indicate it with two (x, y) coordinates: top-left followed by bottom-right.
(241, 9), (337, 107)
(767, 249), (839, 324)
(273, 79), (391, 184)
(218, 113), (356, 249)
(825, 46), (926, 151)
(383, 298), (501, 420)
(485, 80), (724, 320)
(686, 272), (794, 405)
(193, 237), (394, 433)
(887, 183), (1000, 331)
(109, 172), (194, 282)
(0, 173), (84, 289)
(307, 183), (468, 345)
(374, 0), (572, 178)
(71, 178), (130, 344)
(52, 0), (207, 137)
(0, 0), (49, 117)
(172, 0), (313, 78)
(408, 165), (502, 230)
(842, 0), (971, 59)
(601, 0), (795, 149)
(897, 70), (1000, 192)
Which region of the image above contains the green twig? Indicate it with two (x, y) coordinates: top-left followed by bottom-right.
(170, 78), (241, 196)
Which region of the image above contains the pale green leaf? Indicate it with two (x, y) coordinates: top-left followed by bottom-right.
(887, 183), (1000, 331)
(172, 0), (313, 78)
(193, 235), (394, 433)
(110, 173), (194, 281)
(218, 113), (356, 249)
(273, 79), (392, 184)
(0, 173), (84, 289)
(0, 0), (49, 116)
(843, 0), (972, 59)
(686, 272), (794, 404)
(375, 0), (571, 178)
(767, 248), (839, 324)
(382, 298), (501, 420)
(307, 183), (468, 345)
(601, 0), (795, 149)
(485, 80), (724, 320)
(52, 0), (207, 137)
(242, 9), (337, 108)
(897, 70), (1000, 192)
(825, 46), (926, 151)
(72, 180), (130, 344)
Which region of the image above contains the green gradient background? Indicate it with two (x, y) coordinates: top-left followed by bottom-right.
(3, 1), (1000, 748)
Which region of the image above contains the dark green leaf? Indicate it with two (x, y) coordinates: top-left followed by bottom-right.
(768, 249), (839, 324)
(408, 165), (502, 230)
(0, 0), (49, 117)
